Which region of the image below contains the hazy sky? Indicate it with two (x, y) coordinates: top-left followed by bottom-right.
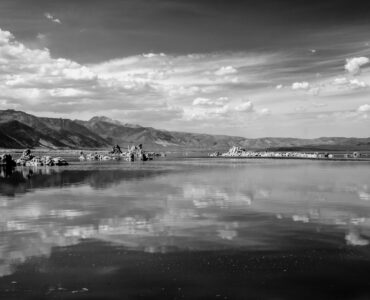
(0, 0), (370, 138)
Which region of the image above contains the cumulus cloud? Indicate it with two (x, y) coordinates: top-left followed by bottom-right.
(184, 99), (268, 122)
(345, 57), (369, 75)
(332, 77), (368, 90)
(44, 12), (61, 24)
(0, 30), (13, 45)
(214, 66), (237, 76)
(0, 28), (158, 114)
(357, 104), (370, 113)
(291, 81), (310, 90)
(3, 27), (368, 136)
(234, 101), (254, 112)
(1, 27), (283, 130)
(349, 78), (367, 88)
(0, 30), (96, 84)
(184, 104), (231, 121)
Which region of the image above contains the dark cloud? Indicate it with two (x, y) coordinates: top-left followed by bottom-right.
(1, 0), (370, 63)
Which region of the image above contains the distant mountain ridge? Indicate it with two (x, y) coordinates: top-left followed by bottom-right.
(0, 110), (110, 149)
(0, 109), (369, 151)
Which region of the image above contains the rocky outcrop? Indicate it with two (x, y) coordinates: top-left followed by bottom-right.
(110, 144), (122, 154)
(0, 154), (16, 167)
(50, 157), (69, 166)
(15, 149), (34, 166)
(15, 149), (69, 166)
(79, 144), (153, 162)
(79, 144), (123, 161)
(79, 151), (121, 161)
(126, 144), (149, 161)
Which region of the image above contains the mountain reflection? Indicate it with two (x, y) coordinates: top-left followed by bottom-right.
(0, 160), (369, 277)
(0, 165), (168, 197)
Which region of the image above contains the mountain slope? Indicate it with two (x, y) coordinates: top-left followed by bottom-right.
(78, 116), (370, 151)
(77, 117), (248, 150)
(39, 117), (110, 148)
(0, 110), (110, 149)
(0, 120), (67, 148)
(0, 109), (369, 150)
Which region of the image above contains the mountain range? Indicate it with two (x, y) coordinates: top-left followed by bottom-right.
(0, 109), (369, 151)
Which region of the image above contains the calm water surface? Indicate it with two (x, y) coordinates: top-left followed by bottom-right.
(0, 158), (370, 299)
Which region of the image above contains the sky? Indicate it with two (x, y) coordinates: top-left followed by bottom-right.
(0, 0), (370, 138)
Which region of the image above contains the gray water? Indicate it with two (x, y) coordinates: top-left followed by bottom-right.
(0, 159), (370, 299)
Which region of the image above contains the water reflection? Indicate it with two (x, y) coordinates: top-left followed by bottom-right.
(0, 160), (369, 281)
(0, 164), (169, 197)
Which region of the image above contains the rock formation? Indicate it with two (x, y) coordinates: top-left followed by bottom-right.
(15, 149), (68, 166)
(126, 144), (149, 161)
(79, 144), (153, 162)
(0, 154), (16, 167)
(110, 144), (122, 154)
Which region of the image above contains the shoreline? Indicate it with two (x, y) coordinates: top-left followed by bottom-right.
(210, 156), (370, 162)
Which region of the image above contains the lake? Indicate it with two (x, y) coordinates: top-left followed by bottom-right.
(0, 158), (370, 299)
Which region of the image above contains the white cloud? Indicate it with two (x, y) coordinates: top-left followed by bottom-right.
(142, 53), (166, 58)
(234, 101), (254, 112)
(345, 57), (369, 75)
(49, 88), (91, 97)
(192, 97), (229, 107)
(0, 30), (13, 45)
(292, 215), (309, 223)
(357, 104), (370, 113)
(4, 74), (27, 86)
(1, 27), (369, 137)
(258, 108), (270, 115)
(349, 79), (367, 88)
(91, 51), (272, 101)
(291, 81), (310, 90)
(44, 12), (61, 24)
(192, 97), (211, 106)
(0, 28), (155, 113)
(184, 99), (268, 122)
(345, 231), (369, 246)
(333, 77), (348, 85)
(214, 66), (237, 76)
(62, 66), (96, 80)
(332, 77), (368, 89)
(0, 30), (276, 124)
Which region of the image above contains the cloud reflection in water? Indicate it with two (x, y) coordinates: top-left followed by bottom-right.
(0, 160), (369, 277)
